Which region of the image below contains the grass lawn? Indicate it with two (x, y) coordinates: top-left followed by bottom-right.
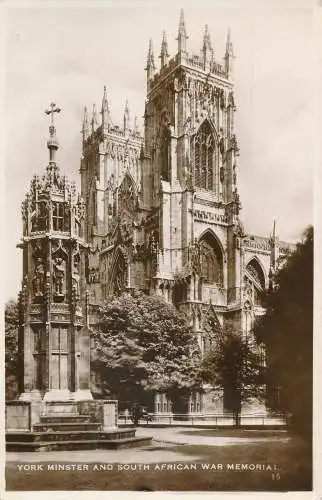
(6, 432), (311, 492)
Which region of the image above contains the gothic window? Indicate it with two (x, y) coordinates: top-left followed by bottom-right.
(245, 259), (265, 306)
(199, 233), (223, 285)
(160, 128), (170, 182)
(32, 201), (48, 232)
(118, 174), (135, 214)
(52, 202), (64, 231)
(192, 120), (216, 191)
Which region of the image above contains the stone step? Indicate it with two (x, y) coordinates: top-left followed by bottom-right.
(6, 429), (136, 443)
(6, 437), (152, 452)
(33, 422), (101, 432)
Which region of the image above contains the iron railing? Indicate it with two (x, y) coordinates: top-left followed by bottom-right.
(118, 412), (286, 427)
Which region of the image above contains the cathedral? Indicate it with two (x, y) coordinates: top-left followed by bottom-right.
(17, 10), (293, 414)
(82, 13), (292, 353)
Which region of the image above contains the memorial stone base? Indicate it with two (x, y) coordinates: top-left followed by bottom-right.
(5, 398), (152, 451)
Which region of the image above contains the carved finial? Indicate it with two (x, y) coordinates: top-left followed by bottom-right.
(177, 9), (188, 53)
(160, 31), (169, 68)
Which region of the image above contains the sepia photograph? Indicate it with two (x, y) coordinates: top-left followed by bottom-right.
(3, 0), (316, 495)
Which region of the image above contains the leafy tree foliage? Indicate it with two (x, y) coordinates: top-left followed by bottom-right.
(200, 327), (265, 426)
(254, 226), (313, 439)
(5, 299), (19, 399)
(91, 291), (201, 406)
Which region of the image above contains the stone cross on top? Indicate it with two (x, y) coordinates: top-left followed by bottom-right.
(45, 102), (61, 136)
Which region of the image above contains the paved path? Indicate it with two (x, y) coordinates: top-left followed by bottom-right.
(6, 427), (288, 464)
(6, 445), (198, 464)
(136, 427), (289, 447)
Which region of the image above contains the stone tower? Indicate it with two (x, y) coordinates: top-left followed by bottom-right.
(80, 87), (144, 304)
(18, 103), (91, 402)
(141, 12), (242, 350)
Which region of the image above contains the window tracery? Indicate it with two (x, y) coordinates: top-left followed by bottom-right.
(192, 121), (216, 191)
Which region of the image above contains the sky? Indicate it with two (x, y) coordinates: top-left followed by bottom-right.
(4, 0), (314, 301)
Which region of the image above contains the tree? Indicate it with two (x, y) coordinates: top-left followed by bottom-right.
(200, 328), (265, 427)
(5, 299), (19, 400)
(91, 291), (201, 408)
(254, 226), (313, 439)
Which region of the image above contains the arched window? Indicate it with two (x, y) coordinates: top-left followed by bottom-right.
(113, 252), (128, 295)
(118, 174), (136, 214)
(245, 259), (266, 306)
(199, 232), (223, 285)
(246, 259), (265, 289)
(160, 128), (170, 181)
(192, 121), (216, 191)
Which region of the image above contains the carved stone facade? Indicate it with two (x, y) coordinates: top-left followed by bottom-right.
(78, 14), (295, 413)
(18, 107), (91, 402)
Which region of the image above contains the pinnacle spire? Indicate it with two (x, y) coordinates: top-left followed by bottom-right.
(224, 27), (234, 77)
(146, 39), (156, 87)
(177, 8), (188, 52)
(146, 39), (156, 70)
(160, 31), (169, 68)
(202, 24), (213, 68)
(123, 99), (130, 131)
(82, 106), (89, 142)
(272, 219), (277, 240)
(134, 115), (139, 134)
(91, 103), (98, 131)
(203, 25), (212, 51)
(226, 26), (233, 56)
(101, 85), (109, 113)
(101, 85), (112, 129)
